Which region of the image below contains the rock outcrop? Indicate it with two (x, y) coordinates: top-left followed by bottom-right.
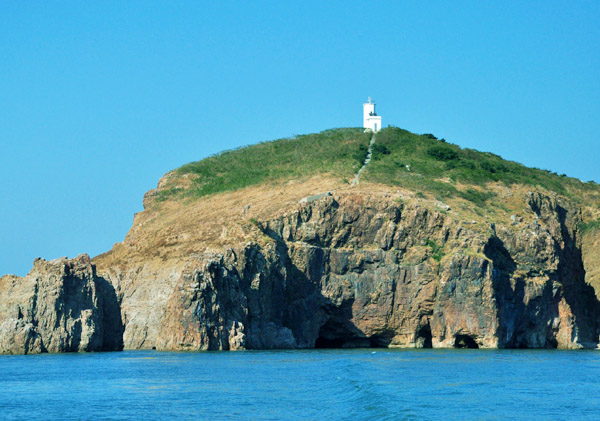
(3, 189), (600, 353)
(0, 254), (123, 354)
(99, 191), (600, 351)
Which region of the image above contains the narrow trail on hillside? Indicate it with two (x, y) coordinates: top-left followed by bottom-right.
(351, 133), (376, 186)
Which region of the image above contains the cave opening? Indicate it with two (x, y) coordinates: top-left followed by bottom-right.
(314, 336), (349, 349)
(314, 319), (388, 349)
(454, 334), (479, 349)
(416, 325), (433, 348)
(369, 334), (392, 348)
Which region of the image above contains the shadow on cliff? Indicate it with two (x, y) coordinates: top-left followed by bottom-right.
(486, 236), (562, 348)
(260, 226), (379, 349)
(554, 204), (600, 348)
(97, 277), (125, 351)
(485, 217), (600, 349)
(485, 236), (520, 347)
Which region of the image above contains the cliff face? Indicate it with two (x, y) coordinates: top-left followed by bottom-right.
(0, 254), (123, 354)
(147, 192), (599, 350)
(2, 187), (599, 354)
(92, 187), (599, 351)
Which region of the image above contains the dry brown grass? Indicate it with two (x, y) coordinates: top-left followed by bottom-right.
(94, 169), (597, 275)
(94, 175), (348, 269)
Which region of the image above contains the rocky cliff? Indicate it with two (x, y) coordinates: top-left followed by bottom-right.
(3, 185), (600, 353)
(0, 254), (123, 354)
(188, 193), (597, 349)
(95, 184), (600, 351)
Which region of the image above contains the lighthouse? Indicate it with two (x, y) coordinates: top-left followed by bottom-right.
(363, 97), (382, 132)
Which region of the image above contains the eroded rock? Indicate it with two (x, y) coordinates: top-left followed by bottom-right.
(5, 190), (599, 353)
(0, 254), (123, 354)
(100, 192), (600, 351)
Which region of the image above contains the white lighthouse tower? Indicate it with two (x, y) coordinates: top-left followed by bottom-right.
(363, 97), (382, 132)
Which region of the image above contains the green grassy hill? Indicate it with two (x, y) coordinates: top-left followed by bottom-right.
(156, 127), (600, 209)
(364, 127), (599, 206)
(157, 128), (370, 201)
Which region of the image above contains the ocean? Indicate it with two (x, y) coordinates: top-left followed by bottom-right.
(1, 349), (599, 420)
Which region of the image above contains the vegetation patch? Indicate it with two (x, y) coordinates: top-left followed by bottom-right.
(426, 239), (445, 262)
(371, 143), (391, 161)
(155, 187), (184, 202)
(353, 143), (369, 165)
(458, 189), (496, 207)
(363, 127), (591, 199)
(153, 125), (599, 207)
(579, 218), (600, 234)
(169, 128), (371, 199)
(427, 145), (459, 162)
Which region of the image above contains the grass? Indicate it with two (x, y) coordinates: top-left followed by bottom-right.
(579, 218), (600, 234)
(363, 127), (595, 202)
(155, 125), (600, 209)
(159, 128), (371, 200)
(458, 188), (496, 207)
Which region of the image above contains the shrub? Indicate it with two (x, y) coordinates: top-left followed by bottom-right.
(426, 239), (445, 262)
(353, 143), (369, 165)
(459, 188), (496, 206)
(459, 161), (476, 170)
(427, 145), (459, 162)
(445, 160), (457, 170)
(371, 143), (391, 160)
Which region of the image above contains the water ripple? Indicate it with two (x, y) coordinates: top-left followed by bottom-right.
(1, 349), (600, 419)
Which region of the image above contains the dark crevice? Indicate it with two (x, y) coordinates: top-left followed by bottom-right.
(314, 318), (388, 349)
(416, 324), (433, 348)
(454, 334), (479, 349)
(314, 336), (348, 349)
(369, 334), (392, 348)
(546, 337), (558, 349)
(97, 276), (125, 351)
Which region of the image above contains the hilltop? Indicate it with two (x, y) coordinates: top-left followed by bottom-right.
(3, 127), (600, 353)
(152, 127), (600, 204)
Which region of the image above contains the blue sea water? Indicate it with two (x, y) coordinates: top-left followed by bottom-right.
(1, 349), (599, 420)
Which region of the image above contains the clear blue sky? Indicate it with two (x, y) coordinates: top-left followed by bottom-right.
(1, 1), (599, 276)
